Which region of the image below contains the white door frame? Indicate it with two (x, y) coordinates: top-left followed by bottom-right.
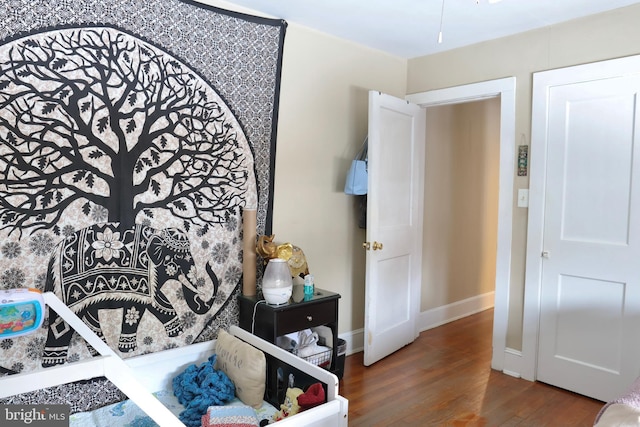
(406, 76), (516, 372)
(521, 54), (640, 382)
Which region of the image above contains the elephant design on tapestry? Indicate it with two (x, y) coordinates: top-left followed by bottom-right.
(42, 223), (218, 367)
(0, 22), (263, 376)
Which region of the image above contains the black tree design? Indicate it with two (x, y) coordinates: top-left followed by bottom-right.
(0, 27), (252, 238)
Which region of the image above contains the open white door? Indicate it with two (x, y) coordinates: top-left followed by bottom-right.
(364, 91), (425, 366)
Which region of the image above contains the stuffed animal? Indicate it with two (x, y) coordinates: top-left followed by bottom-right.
(272, 387), (304, 421)
(297, 383), (325, 410)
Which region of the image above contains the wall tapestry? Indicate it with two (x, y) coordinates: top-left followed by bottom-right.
(0, 0), (286, 411)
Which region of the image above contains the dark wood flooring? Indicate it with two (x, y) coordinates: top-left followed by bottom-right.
(339, 309), (604, 426)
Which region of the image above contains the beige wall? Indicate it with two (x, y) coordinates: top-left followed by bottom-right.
(273, 28), (406, 334)
(409, 3), (640, 349)
(422, 99), (500, 311)
(206, 0), (407, 335)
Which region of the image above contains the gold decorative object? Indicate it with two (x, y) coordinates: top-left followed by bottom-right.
(256, 234), (309, 279)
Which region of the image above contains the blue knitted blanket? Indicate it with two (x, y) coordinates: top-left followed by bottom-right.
(172, 355), (235, 427)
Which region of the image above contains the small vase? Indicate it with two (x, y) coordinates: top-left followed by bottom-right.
(262, 258), (293, 305)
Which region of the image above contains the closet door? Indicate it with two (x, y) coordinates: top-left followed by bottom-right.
(531, 57), (640, 401)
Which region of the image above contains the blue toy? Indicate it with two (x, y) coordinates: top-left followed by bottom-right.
(0, 288), (45, 339)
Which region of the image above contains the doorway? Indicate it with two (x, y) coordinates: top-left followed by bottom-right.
(423, 98), (500, 327)
(407, 77), (516, 373)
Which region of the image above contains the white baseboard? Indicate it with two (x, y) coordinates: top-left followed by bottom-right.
(339, 328), (364, 356)
(418, 291), (495, 332)
(502, 348), (522, 378)
(340, 291), (496, 358)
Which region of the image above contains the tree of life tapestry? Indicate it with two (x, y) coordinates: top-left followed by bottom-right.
(0, 0), (286, 411)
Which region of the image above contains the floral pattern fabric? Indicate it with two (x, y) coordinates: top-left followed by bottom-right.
(0, 0), (284, 411)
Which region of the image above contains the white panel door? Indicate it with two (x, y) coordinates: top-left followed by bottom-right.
(364, 91), (425, 366)
(537, 73), (640, 401)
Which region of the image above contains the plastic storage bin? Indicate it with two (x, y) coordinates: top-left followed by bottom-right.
(335, 338), (346, 380)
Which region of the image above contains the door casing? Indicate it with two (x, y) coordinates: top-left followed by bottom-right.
(407, 76), (516, 373)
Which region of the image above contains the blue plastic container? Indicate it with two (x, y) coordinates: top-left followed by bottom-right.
(0, 288), (45, 339)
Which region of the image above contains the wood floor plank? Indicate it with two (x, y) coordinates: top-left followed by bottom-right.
(340, 309), (604, 426)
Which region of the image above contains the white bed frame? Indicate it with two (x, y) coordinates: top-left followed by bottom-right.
(0, 292), (348, 427)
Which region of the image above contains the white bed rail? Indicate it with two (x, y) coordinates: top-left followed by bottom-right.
(230, 325), (349, 426)
(1, 294), (347, 427)
(125, 340), (216, 392)
(0, 292), (185, 427)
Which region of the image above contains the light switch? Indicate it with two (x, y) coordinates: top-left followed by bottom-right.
(518, 189), (529, 208)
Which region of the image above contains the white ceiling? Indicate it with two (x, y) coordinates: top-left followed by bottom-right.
(223, 0), (640, 59)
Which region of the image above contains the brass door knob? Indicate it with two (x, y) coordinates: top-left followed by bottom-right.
(363, 242), (371, 250)
(373, 241), (383, 250)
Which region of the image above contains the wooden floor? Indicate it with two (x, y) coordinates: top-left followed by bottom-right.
(339, 309), (604, 426)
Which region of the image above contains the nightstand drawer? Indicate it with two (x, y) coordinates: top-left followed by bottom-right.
(275, 301), (337, 336)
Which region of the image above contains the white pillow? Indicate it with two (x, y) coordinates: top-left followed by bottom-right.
(214, 329), (266, 408)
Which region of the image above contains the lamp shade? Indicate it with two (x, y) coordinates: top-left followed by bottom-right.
(262, 258), (292, 305)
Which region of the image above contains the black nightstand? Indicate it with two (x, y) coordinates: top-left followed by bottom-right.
(238, 285), (341, 373)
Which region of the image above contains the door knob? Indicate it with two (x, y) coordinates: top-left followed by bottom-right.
(363, 242), (371, 250)
(373, 241), (383, 251)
